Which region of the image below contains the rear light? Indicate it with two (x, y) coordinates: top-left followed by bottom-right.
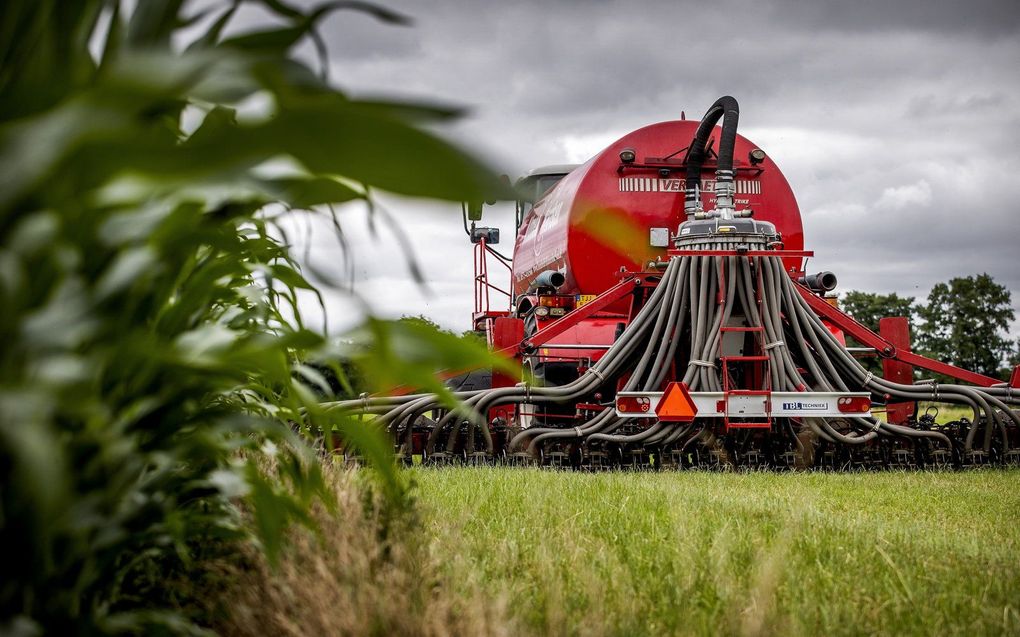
(535, 306), (550, 317)
(539, 295), (573, 308)
(616, 395), (652, 413)
(837, 396), (871, 413)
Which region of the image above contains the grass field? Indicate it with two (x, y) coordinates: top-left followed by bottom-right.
(413, 468), (1020, 637)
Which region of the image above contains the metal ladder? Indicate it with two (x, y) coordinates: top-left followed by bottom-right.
(718, 258), (772, 431)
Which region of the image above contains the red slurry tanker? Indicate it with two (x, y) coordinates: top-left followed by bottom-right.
(337, 96), (1020, 470)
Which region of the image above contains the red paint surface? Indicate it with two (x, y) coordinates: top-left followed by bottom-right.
(880, 317), (916, 424)
(512, 120), (804, 299)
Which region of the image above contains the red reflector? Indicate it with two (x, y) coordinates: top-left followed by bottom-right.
(616, 396), (651, 413)
(655, 382), (698, 422)
(837, 396), (871, 413)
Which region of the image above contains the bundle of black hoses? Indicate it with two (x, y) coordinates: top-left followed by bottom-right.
(322, 255), (1019, 462)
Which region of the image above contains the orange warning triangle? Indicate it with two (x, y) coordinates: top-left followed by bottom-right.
(655, 382), (698, 422)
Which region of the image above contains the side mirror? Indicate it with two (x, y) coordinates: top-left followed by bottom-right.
(470, 226), (499, 245)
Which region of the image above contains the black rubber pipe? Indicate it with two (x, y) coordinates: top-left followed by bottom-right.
(684, 96), (740, 212)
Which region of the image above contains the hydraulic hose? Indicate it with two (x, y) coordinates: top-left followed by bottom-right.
(684, 96), (740, 215)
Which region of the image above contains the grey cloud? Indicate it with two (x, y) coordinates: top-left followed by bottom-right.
(247, 0), (1020, 335)
(763, 0), (1020, 36)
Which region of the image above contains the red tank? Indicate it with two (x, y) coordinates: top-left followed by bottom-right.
(512, 120), (804, 297)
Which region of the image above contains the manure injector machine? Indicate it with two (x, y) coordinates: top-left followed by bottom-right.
(333, 96), (1020, 470)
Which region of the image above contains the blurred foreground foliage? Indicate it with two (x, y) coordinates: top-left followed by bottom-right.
(0, 0), (506, 633)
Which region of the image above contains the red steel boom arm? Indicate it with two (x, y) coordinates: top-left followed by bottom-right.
(522, 275), (643, 352)
(795, 284), (1002, 387)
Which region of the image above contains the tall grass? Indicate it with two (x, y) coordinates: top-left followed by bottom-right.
(213, 463), (513, 637)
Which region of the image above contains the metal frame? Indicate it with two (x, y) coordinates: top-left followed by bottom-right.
(617, 390), (873, 419)
(522, 275), (648, 351)
(666, 249), (814, 258)
(795, 284), (1003, 387)
(472, 237), (513, 325)
(718, 257), (773, 429)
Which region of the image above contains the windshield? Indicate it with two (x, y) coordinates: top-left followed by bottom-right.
(534, 174), (566, 200)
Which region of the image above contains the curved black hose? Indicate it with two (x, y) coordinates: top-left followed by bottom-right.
(684, 96), (740, 213)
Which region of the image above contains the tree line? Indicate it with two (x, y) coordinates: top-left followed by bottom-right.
(840, 273), (1018, 379)
(397, 280), (1019, 384)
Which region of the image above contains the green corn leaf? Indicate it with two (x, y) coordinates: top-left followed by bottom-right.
(340, 317), (520, 411)
(334, 416), (406, 504)
(126, 0), (187, 49)
(256, 176), (363, 208)
(184, 3), (240, 52)
(254, 0), (412, 26)
(217, 25), (311, 54)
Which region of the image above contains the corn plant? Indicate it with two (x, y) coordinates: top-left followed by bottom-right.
(0, 1), (505, 633)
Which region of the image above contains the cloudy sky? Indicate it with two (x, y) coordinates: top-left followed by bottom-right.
(238, 0), (1020, 336)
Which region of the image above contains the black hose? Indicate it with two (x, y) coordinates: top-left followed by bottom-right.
(683, 96), (740, 213)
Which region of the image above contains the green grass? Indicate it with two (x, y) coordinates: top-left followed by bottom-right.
(412, 468), (1020, 636)
(918, 402), (975, 423)
(872, 402), (973, 423)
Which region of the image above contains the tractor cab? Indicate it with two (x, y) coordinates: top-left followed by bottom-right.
(470, 164), (580, 332)
(514, 164), (578, 219)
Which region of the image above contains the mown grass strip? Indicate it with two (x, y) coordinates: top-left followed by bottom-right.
(414, 468), (1020, 636)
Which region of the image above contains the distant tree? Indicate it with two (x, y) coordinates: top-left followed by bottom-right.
(841, 291), (916, 332)
(399, 314), (446, 332)
(399, 315), (488, 341)
(840, 291), (916, 372)
(916, 274), (1015, 378)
